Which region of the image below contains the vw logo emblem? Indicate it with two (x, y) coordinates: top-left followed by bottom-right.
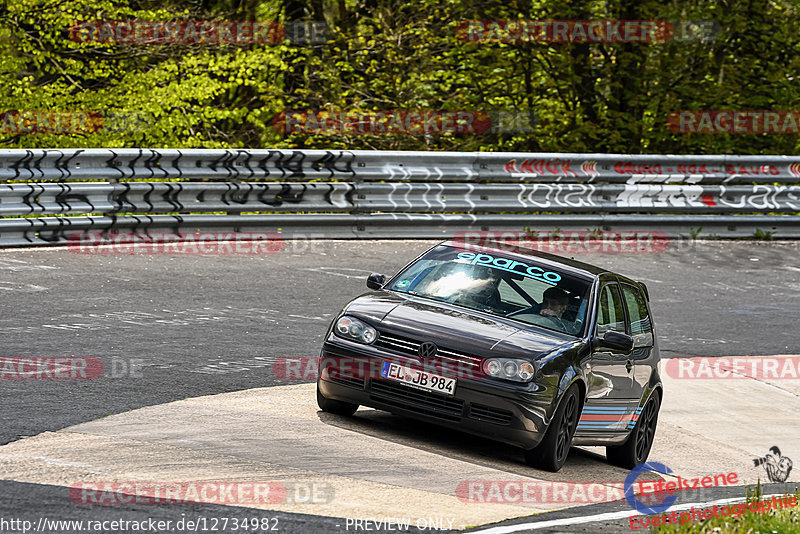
(418, 341), (438, 359)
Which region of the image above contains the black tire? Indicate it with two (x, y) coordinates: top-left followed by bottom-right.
(524, 384), (580, 472)
(316, 383), (359, 416)
(606, 391), (660, 469)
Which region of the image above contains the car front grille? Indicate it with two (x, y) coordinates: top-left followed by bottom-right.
(327, 374), (366, 390)
(374, 332), (484, 375)
(369, 379), (465, 421)
(468, 403), (513, 426)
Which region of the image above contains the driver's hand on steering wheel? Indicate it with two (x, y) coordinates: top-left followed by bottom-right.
(545, 315), (566, 330)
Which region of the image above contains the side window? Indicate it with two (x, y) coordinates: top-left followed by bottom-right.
(622, 284), (654, 345)
(597, 284), (625, 336)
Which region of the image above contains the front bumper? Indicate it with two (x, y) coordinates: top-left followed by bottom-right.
(318, 337), (556, 450)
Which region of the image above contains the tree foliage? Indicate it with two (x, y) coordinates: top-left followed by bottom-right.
(1, 0), (798, 153)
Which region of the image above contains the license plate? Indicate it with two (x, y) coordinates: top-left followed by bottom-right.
(380, 362), (456, 396)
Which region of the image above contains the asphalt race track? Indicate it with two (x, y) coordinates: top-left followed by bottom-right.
(1, 239), (799, 533)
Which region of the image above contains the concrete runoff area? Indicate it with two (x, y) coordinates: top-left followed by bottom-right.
(1, 356), (798, 530)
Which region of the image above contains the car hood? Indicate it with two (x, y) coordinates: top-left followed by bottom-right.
(345, 291), (573, 360)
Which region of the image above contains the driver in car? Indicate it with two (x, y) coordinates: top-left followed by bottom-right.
(538, 287), (570, 329)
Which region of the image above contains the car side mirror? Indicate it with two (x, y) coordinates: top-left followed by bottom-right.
(366, 273), (387, 290)
(599, 331), (634, 352)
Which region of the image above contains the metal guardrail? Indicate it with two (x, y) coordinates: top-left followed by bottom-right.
(0, 182), (355, 216)
(1, 149), (799, 246)
(3, 148), (800, 183)
(3, 181), (799, 216)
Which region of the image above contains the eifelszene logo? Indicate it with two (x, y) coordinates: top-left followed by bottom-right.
(625, 462), (678, 515)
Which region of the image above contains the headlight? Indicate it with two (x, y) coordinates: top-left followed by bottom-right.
(334, 316), (377, 344)
(482, 358), (536, 382)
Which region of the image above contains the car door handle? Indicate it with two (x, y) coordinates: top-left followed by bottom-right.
(626, 360), (633, 373)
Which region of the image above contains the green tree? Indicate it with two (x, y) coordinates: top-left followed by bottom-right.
(1, 0), (798, 153)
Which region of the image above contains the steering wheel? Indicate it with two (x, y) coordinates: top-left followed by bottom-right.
(508, 304), (540, 317)
(539, 314), (566, 330)
(454, 290), (492, 310)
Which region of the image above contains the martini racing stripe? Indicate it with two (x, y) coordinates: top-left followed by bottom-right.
(577, 406), (643, 431)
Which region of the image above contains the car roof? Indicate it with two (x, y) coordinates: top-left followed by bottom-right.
(439, 239), (612, 280)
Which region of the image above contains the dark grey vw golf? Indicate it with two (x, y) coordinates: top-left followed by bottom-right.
(316, 241), (662, 472)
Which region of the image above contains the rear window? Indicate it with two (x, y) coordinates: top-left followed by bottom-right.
(621, 283), (654, 346)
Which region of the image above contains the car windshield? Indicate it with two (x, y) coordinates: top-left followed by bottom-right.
(387, 245), (591, 336)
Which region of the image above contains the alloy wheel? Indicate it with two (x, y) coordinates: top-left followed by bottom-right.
(635, 398), (658, 460)
(556, 394), (578, 462)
